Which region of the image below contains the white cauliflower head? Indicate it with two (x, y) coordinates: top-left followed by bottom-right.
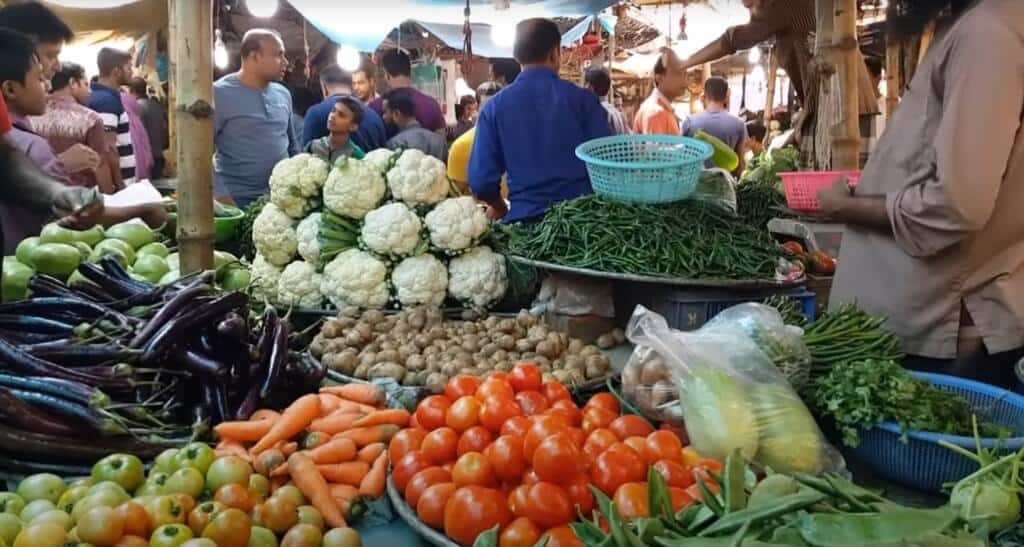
(269, 153), (330, 218)
(276, 260), (324, 308)
(360, 202), (423, 258)
(252, 202), (298, 266)
(323, 157), (387, 219)
(424, 197), (490, 253)
(295, 213), (323, 267)
(448, 246), (507, 309)
(363, 148), (397, 176)
(387, 149), (449, 207)
(250, 253), (283, 305)
(321, 249), (390, 309)
(391, 254), (448, 307)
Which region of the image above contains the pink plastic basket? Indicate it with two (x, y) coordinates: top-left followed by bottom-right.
(780, 170), (861, 211)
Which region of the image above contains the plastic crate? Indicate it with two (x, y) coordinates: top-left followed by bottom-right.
(780, 170), (860, 212)
(846, 372), (1024, 493)
(615, 285), (815, 331)
(576, 135), (711, 204)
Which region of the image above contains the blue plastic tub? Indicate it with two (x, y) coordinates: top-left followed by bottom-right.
(846, 371), (1024, 493)
(576, 135), (711, 204)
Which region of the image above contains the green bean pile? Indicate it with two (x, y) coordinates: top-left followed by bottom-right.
(496, 195), (784, 280)
(737, 180), (790, 230)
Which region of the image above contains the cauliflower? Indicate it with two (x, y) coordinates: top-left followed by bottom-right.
(295, 213), (322, 267)
(360, 202), (423, 258)
(250, 253), (283, 304)
(424, 197), (490, 253)
(363, 148), (397, 175)
(323, 157), (386, 219)
(276, 261), (324, 308)
(252, 203), (298, 266)
(387, 149), (449, 207)
(269, 153), (330, 218)
(321, 249), (390, 309)
(391, 254), (448, 307)
(448, 246), (507, 309)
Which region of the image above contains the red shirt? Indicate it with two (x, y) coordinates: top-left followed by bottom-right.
(0, 94), (11, 135)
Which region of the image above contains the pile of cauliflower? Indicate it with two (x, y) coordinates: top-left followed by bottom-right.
(251, 149), (506, 310)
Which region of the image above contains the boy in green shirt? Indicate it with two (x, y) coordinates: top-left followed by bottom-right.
(305, 96), (364, 166)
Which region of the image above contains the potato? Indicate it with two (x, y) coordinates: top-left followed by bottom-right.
(344, 330), (364, 347)
(378, 349), (399, 363)
(368, 362), (405, 381)
(416, 370), (433, 385)
(327, 350), (359, 375)
(393, 322), (410, 336)
(339, 306), (360, 318)
(358, 351), (377, 366)
(542, 372), (556, 382)
(414, 333), (432, 349)
(497, 318), (516, 333)
(407, 308), (426, 329)
(364, 309), (385, 324)
(310, 336), (327, 358)
(424, 373), (448, 393)
(459, 367), (478, 375)
(462, 338), (480, 354)
(552, 369), (569, 383)
(527, 325), (548, 342)
(516, 310), (533, 327)
(596, 334), (616, 350)
(492, 349), (509, 363)
(495, 361), (513, 372)
(640, 359), (669, 384)
(580, 345), (601, 358)
(564, 355), (584, 370)
(567, 339), (585, 354)
(321, 320), (343, 339)
(535, 341), (556, 359)
(406, 354), (427, 372)
(353, 363), (370, 379)
(611, 328), (626, 345)
(336, 316), (357, 329)
(497, 335), (516, 351)
(533, 356), (551, 368)
(403, 371), (419, 386)
(563, 369), (585, 385)
(429, 326), (446, 340)
(585, 362), (604, 380)
(515, 339), (535, 353)
(354, 322), (373, 341)
(441, 362), (460, 377)
(651, 380), (675, 408)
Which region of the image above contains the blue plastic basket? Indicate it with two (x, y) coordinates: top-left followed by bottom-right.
(846, 372), (1024, 493)
(576, 135), (712, 204)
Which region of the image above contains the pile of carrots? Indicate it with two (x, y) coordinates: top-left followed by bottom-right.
(212, 383), (409, 527)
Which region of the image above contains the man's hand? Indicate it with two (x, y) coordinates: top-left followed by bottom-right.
(816, 176), (854, 218)
(58, 144), (100, 174)
(484, 199), (508, 220)
(55, 191), (105, 230)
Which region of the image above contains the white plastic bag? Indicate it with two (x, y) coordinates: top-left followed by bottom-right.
(690, 168), (738, 216)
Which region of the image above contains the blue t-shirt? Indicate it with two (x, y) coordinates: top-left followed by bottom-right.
(682, 109), (748, 152)
(468, 67), (611, 222)
(302, 94), (387, 153)
(213, 73), (299, 207)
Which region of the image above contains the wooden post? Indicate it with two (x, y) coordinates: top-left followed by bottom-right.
(884, 39), (901, 118)
(831, 0), (860, 170)
(170, 0), (215, 273)
(812, 0), (835, 169)
(763, 45), (778, 130)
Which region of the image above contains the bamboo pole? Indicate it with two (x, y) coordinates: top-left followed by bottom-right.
(831, 0), (860, 169)
(884, 38), (901, 118)
(763, 45), (778, 130)
(170, 0), (215, 272)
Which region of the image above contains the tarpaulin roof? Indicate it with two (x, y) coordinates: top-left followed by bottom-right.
(414, 20), (512, 58)
(290, 0), (618, 53)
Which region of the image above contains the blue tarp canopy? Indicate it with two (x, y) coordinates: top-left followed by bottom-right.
(415, 20), (513, 58)
(290, 0), (618, 53)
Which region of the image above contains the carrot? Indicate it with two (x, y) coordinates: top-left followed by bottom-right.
(288, 452), (346, 528)
(214, 441), (250, 461)
(214, 418), (276, 442)
(357, 442), (386, 464)
(280, 442), (298, 456)
(319, 384), (385, 407)
(308, 438), (358, 465)
(328, 483), (360, 501)
(335, 424), (401, 447)
(309, 411), (365, 435)
(325, 398), (378, 415)
(269, 462), (289, 478)
(359, 453), (387, 497)
(352, 409), (411, 428)
(303, 431), (332, 450)
(250, 409), (281, 421)
(317, 461), (370, 486)
(250, 394), (321, 454)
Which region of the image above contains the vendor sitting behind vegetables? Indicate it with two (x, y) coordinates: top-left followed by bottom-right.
(304, 95), (365, 166)
(468, 18), (611, 221)
(818, 0), (1024, 388)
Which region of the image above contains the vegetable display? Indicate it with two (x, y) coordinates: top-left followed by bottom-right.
(496, 195), (785, 280)
(740, 146), (801, 189)
(310, 307), (617, 391)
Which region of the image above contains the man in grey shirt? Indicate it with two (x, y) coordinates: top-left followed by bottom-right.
(382, 89), (446, 161)
(214, 29), (298, 207)
(683, 76), (747, 174)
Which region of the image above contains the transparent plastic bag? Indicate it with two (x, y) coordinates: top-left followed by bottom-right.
(626, 305), (842, 474)
(690, 168), (738, 216)
(621, 346), (684, 427)
(531, 274), (615, 318)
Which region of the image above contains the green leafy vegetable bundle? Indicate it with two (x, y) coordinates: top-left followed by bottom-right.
(741, 146), (801, 189)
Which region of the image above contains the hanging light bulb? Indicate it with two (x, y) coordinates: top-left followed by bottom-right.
(492, 21), (517, 48)
(336, 44), (361, 72)
(214, 30), (229, 69)
(748, 47), (762, 64)
(246, 0), (278, 18)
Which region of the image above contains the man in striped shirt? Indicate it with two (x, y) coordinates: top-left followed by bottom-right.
(89, 47), (135, 186)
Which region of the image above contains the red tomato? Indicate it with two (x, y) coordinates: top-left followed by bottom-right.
(446, 375), (482, 401)
(404, 467), (452, 507)
(696, 458), (724, 473)
(567, 428), (586, 449)
(389, 428), (427, 465)
(393, 451), (432, 492)
(507, 484), (531, 518)
(521, 468), (541, 485)
(523, 414), (570, 461)
(452, 451), (497, 487)
(645, 430), (684, 464)
(685, 478), (721, 502)
(659, 422), (690, 446)
(532, 432), (583, 483)
(623, 436), (647, 458)
(582, 428), (619, 461)
(417, 482), (457, 530)
(544, 526), (584, 547)
(542, 380), (572, 405)
(480, 398), (523, 434)
(590, 444), (645, 495)
(523, 482), (574, 529)
(477, 378), (516, 402)
(444, 486), (512, 547)
(446, 396), (482, 433)
(652, 459), (694, 489)
(609, 415), (655, 440)
(508, 363), (542, 393)
(409, 413), (422, 430)
(548, 399), (582, 427)
(457, 426), (494, 457)
(488, 434), (527, 483)
(669, 487), (695, 511)
(680, 446), (702, 467)
(421, 427), (459, 465)
(583, 393), (620, 415)
(514, 391), (549, 416)
(613, 482), (649, 519)
(500, 416), (532, 438)
(692, 467), (721, 492)
(563, 474), (595, 517)
(581, 406), (617, 433)
(499, 517), (542, 547)
(416, 396), (453, 431)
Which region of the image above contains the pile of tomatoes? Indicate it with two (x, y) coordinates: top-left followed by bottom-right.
(387, 362), (722, 547)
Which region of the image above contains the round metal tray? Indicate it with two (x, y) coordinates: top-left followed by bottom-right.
(507, 255), (805, 289)
(387, 476), (459, 547)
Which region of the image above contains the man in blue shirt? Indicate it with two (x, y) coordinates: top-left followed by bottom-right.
(682, 76), (748, 174)
(214, 29), (298, 207)
(469, 18), (611, 221)
(302, 65), (386, 153)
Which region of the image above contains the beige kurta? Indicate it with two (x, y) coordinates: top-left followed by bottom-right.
(830, 0), (1024, 359)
